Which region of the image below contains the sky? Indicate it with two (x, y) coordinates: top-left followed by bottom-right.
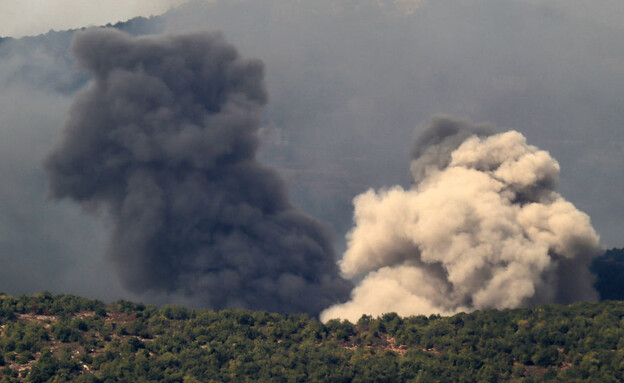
(0, 0), (191, 38)
(0, 0), (623, 312)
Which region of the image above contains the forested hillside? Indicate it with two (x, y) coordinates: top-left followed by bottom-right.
(1, 293), (624, 382)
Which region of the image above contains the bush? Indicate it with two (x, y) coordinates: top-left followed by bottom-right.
(532, 346), (563, 367)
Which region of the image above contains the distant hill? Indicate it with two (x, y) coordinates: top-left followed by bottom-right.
(1, 293), (624, 382)
(592, 247), (624, 301)
(0, 16), (165, 94)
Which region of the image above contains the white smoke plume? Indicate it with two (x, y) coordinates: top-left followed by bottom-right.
(321, 116), (602, 322)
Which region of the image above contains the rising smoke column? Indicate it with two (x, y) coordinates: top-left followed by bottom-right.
(45, 28), (351, 314)
(321, 116), (601, 322)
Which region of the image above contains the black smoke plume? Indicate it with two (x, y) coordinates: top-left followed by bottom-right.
(45, 28), (351, 314)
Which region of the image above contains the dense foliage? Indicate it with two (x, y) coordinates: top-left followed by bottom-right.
(0, 292), (623, 382)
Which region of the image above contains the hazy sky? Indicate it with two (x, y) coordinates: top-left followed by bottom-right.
(0, 0), (190, 38)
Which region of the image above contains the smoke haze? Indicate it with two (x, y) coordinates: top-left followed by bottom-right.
(0, 0), (623, 309)
(45, 28), (350, 314)
(321, 117), (601, 322)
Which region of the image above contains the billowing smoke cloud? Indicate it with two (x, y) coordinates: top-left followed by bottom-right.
(321, 116), (601, 322)
(45, 28), (351, 314)
(1, 0), (622, 308)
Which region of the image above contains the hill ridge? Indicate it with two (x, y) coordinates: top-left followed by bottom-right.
(1, 293), (624, 381)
